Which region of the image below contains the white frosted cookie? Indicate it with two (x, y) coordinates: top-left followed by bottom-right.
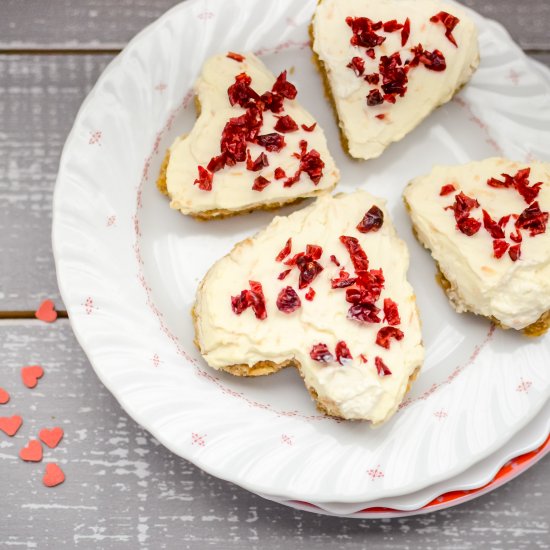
(404, 158), (550, 335)
(311, 0), (479, 160)
(158, 52), (339, 219)
(194, 191), (424, 424)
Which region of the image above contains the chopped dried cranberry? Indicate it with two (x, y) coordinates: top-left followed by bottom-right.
(275, 238), (292, 262)
(305, 287), (316, 301)
(509, 244), (522, 262)
(272, 70), (298, 100)
(376, 326), (404, 349)
(360, 354), (368, 364)
(335, 341), (353, 365)
(260, 91), (285, 113)
(226, 52), (245, 62)
(310, 343), (334, 363)
(348, 303), (381, 324)
(252, 175), (271, 191)
(347, 56), (366, 76)
(440, 184), (456, 196)
(331, 269), (357, 289)
(306, 244), (323, 260)
(499, 214), (511, 228)
(227, 72), (260, 107)
(383, 298), (401, 326)
(384, 94), (397, 104)
(274, 167), (286, 180)
(346, 16), (386, 48)
(430, 11), (460, 47)
(296, 255), (324, 289)
(194, 166), (213, 191)
(493, 239), (509, 259)
(246, 151), (269, 172)
(299, 149), (325, 185)
(375, 114), (386, 120)
(340, 236), (369, 274)
(207, 154), (227, 174)
(375, 356), (392, 376)
(383, 20), (403, 32)
(450, 192), (479, 219)
(488, 168), (542, 204)
(365, 73), (380, 85)
(482, 210), (505, 239)
(379, 52), (408, 97)
(401, 17), (411, 46)
(278, 269), (291, 280)
(231, 281), (267, 320)
(367, 90), (384, 106)
(354, 269), (385, 303)
(301, 122), (317, 132)
(410, 44), (447, 71)
(509, 229), (523, 243)
(515, 201), (549, 236)
(357, 205), (384, 233)
(330, 255), (340, 266)
(274, 115), (299, 133)
(457, 217), (481, 236)
(276, 286), (301, 314)
(256, 132), (285, 152)
(366, 48), (376, 59)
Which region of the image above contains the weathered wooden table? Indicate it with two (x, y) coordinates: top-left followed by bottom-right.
(1, 1), (549, 547)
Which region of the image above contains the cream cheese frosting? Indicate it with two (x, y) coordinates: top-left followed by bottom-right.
(312, 0), (479, 160)
(194, 191), (424, 424)
(404, 158), (550, 331)
(165, 53), (339, 217)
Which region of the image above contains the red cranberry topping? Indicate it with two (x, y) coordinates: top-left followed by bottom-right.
(447, 191), (481, 235)
(360, 354), (368, 364)
(207, 154), (226, 173)
(274, 115), (299, 133)
(488, 168), (543, 204)
(300, 149), (325, 184)
(493, 239), (509, 259)
(227, 52), (245, 62)
(457, 217), (481, 236)
(331, 269), (357, 289)
(296, 255), (324, 290)
(330, 255), (340, 266)
(335, 341), (353, 365)
(231, 280), (267, 320)
(440, 184), (456, 196)
(367, 89), (384, 106)
(515, 201), (549, 236)
(482, 210), (505, 239)
(509, 244), (521, 262)
(278, 269), (291, 280)
(275, 238), (292, 262)
(352, 269), (385, 303)
(509, 228), (523, 243)
(379, 52), (408, 97)
(383, 19), (403, 32)
(410, 44), (447, 71)
(252, 175), (271, 192)
(376, 114), (386, 120)
(305, 287), (316, 301)
(357, 205), (384, 233)
(310, 343), (334, 363)
(347, 56), (366, 77)
(246, 151), (269, 172)
(276, 286), (301, 314)
(272, 70), (298, 100)
(383, 298), (401, 326)
(274, 167), (286, 180)
(194, 166), (213, 191)
(346, 17), (386, 48)
(375, 356), (392, 377)
(348, 303), (381, 324)
(256, 133), (285, 152)
(430, 12), (460, 47)
(227, 73), (260, 107)
(260, 91), (285, 114)
(365, 73), (380, 85)
(401, 17), (411, 46)
(340, 236), (369, 273)
(302, 122), (317, 132)
(376, 326), (404, 349)
(306, 244), (323, 260)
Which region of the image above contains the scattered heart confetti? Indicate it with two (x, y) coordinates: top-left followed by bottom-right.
(19, 439), (43, 462)
(0, 388), (10, 404)
(39, 427), (64, 449)
(43, 463), (65, 488)
(35, 300), (58, 323)
(21, 365), (44, 389)
(0, 415), (23, 436)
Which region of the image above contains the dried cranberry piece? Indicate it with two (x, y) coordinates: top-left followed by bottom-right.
(246, 151), (269, 172)
(383, 299), (401, 326)
(509, 244), (521, 262)
(457, 217), (481, 236)
(194, 166), (213, 191)
(256, 133), (286, 152)
(310, 343), (334, 363)
(231, 281), (267, 320)
(330, 255), (340, 266)
(493, 239), (509, 259)
(401, 18), (411, 46)
(227, 52), (245, 62)
(331, 270), (357, 289)
(272, 70), (298, 100)
(367, 90), (384, 106)
(335, 341), (353, 365)
(384, 94), (397, 104)
(276, 286), (301, 314)
(499, 214), (511, 229)
(274, 115), (299, 133)
(252, 175), (271, 191)
(300, 149), (325, 184)
(375, 356), (392, 376)
(278, 269), (291, 280)
(376, 326), (405, 349)
(488, 168), (542, 204)
(207, 154), (226, 173)
(482, 210), (505, 239)
(346, 16), (386, 48)
(275, 238), (292, 262)
(450, 192), (479, 220)
(220, 114), (252, 164)
(296, 255), (324, 290)
(364, 73), (380, 85)
(305, 288), (316, 301)
(366, 49), (376, 59)
(260, 91), (285, 113)
(383, 20), (403, 32)
(340, 236), (369, 274)
(410, 44), (447, 71)
(360, 354), (368, 364)
(227, 73), (260, 107)
(348, 303), (381, 324)
(274, 167), (286, 180)
(376, 114), (386, 120)
(430, 11), (460, 47)
(347, 56), (366, 76)
(379, 52), (408, 97)
(515, 201), (549, 236)
(440, 184), (456, 196)
(302, 122), (317, 132)
(306, 244), (323, 260)
(355, 269), (385, 302)
(357, 205), (384, 233)
(509, 229), (523, 243)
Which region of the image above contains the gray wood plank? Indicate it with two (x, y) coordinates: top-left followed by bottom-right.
(0, 0), (549, 51)
(0, 319), (548, 549)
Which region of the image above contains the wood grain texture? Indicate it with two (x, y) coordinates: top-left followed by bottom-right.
(0, 0), (549, 51)
(0, 320), (548, 549)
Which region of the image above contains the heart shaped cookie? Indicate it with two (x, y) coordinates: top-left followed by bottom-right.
(0, 415), (23, 436)
(43, 463), (65, 488)
(311, 0), (479, 159)
(157, 52), (339, 219)
(19, 439), (43, 462)
(39, 427), (64, 449)
(404, 158), (550, 335)
(21, 365), (44, 389)
(194, 191), (424, 424)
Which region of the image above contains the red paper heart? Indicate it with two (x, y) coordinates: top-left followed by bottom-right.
(43, 463), (65, 488)
(0, 415), (23, 436)
(21, 365), (44, 389)
(35, 299), (57, 323)
(0, 388), (10, 405)
(39, 427), (64, 449)
(19, 439), (43, 462)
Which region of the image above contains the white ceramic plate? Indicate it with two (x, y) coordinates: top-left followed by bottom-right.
(52, 0), (550, 504)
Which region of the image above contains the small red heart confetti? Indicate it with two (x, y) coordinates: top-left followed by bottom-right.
(19, 439), (43, 462)
(43, 463), (65, 488)
(21, 365), (44, 389)
(0, 388), (10, 404)
(35, 299), (57, 323)
(0, 415), (23, 436)
(39, 427), (64, 449)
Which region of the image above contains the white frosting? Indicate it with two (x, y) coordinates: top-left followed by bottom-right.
(312, 0), (479, 159)
(195, 191), (424, 424)
(404, 158), (550, 330)
(166, 53), (339, 215)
